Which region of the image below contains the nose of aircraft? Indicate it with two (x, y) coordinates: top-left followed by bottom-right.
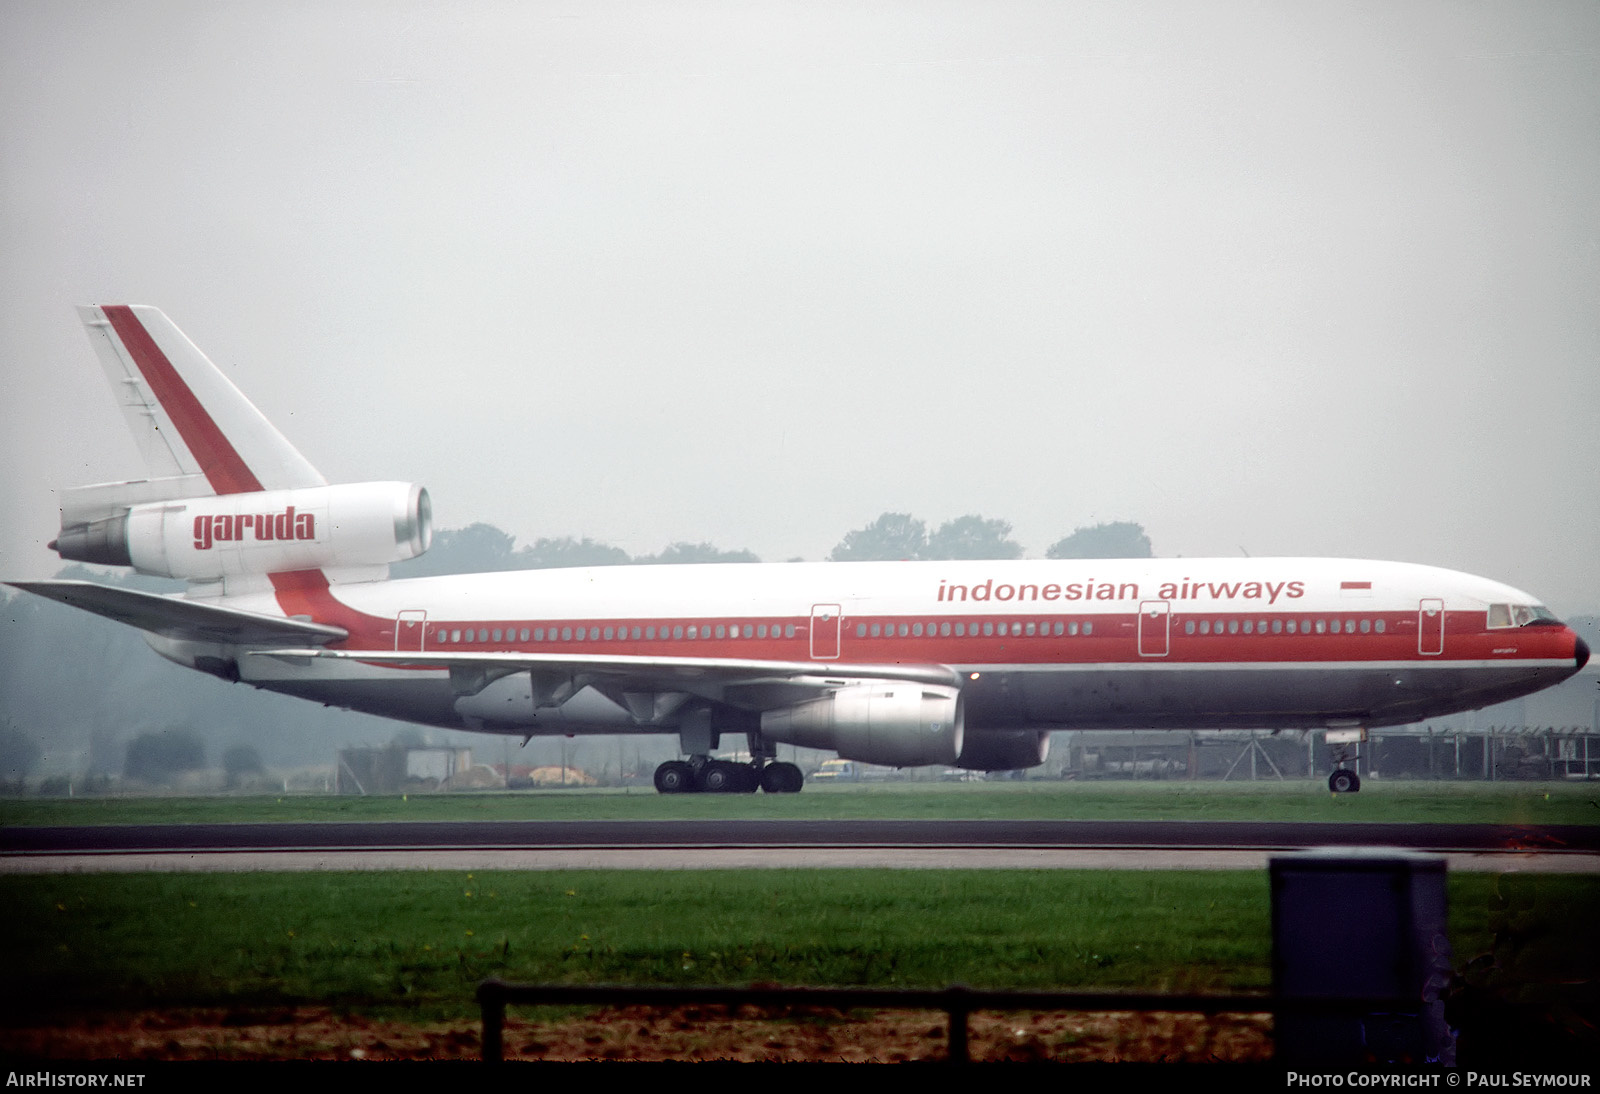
(1576, 634), (1591, 671)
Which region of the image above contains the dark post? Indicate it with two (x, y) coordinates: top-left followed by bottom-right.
(478, 978), (505, 1063)
(1270, 850), (1454, 1066)
(945, 984), (971, 1064)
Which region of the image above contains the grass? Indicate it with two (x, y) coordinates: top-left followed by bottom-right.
(3, 869), (1595, 1027)
(4, 779), (1598, 827)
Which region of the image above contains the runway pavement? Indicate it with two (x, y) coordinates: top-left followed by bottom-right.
(3, 819), (1596, 872)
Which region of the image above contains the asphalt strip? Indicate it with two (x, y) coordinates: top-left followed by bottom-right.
(3, 848), (1597, 873)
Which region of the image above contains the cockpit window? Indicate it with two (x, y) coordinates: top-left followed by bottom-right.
(1488, 603), (1561, 629)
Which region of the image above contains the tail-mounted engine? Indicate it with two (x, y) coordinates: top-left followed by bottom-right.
(53, 480), (431, 580)
(760, 683), (964, 767)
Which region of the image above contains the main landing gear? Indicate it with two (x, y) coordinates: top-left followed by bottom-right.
(653, 758), (804, 794)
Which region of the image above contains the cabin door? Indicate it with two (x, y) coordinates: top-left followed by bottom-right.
(397, 610), (428, 651)
(1418, 599), (1444, 656)
(810, 604), (841, 659)
(1138, 600), (1171, 657)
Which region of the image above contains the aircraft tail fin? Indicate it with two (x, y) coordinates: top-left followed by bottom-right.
(77, 305), (326, 494)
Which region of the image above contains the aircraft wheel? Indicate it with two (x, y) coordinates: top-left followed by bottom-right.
(698, 761), (740, 793)
(1328, 769), (1361, 794)
(654, 761), (697, 794)
(761, 761), (804, 793)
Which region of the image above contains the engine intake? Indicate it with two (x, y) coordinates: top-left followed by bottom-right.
(761, 683), (964, 767)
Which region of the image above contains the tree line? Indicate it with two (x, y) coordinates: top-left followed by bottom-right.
(392, 516), (1153, 577)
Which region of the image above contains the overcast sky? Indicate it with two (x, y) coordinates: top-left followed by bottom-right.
(3, 1), (1597, 614)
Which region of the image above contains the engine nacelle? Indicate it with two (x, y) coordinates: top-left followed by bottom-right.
(54, 481), (431, 580)
(760, 683), (964, 767)
(955, 729), (1052, 772)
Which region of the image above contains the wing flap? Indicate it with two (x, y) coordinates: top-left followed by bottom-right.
(8, 580), (348, 646)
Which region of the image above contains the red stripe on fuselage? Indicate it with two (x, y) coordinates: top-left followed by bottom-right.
(100, 306), (263, 496)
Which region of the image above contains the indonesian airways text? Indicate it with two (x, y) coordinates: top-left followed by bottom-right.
(936, 578), (1307, 605)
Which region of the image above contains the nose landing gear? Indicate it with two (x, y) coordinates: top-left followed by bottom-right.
(1325, 727), (1366, 793)
(1328, 768), (1361, 793)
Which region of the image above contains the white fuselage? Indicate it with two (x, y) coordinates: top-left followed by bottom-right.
(185, 556), (1585, 740)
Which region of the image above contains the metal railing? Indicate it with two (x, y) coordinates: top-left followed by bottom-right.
(476, 979), (1407, 1063)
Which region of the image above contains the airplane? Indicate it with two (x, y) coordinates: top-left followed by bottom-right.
(8, 305), (1590, 794)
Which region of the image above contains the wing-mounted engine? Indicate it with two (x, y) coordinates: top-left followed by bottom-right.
(760, 682), (965, 767)
(955, 729), (1051, 771)
(53, 480), (431, 580)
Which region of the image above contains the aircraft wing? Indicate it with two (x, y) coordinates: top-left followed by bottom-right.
(7, 580), (349, 646)
(252, 647), (962, 705)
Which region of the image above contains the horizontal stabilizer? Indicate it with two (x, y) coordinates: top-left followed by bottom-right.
(7, 580), (348, 646)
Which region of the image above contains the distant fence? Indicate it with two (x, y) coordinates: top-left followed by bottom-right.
(474, 980), (1406, 1063)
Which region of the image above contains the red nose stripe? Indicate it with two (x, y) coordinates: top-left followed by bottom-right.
(101, 306), (264, 496)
